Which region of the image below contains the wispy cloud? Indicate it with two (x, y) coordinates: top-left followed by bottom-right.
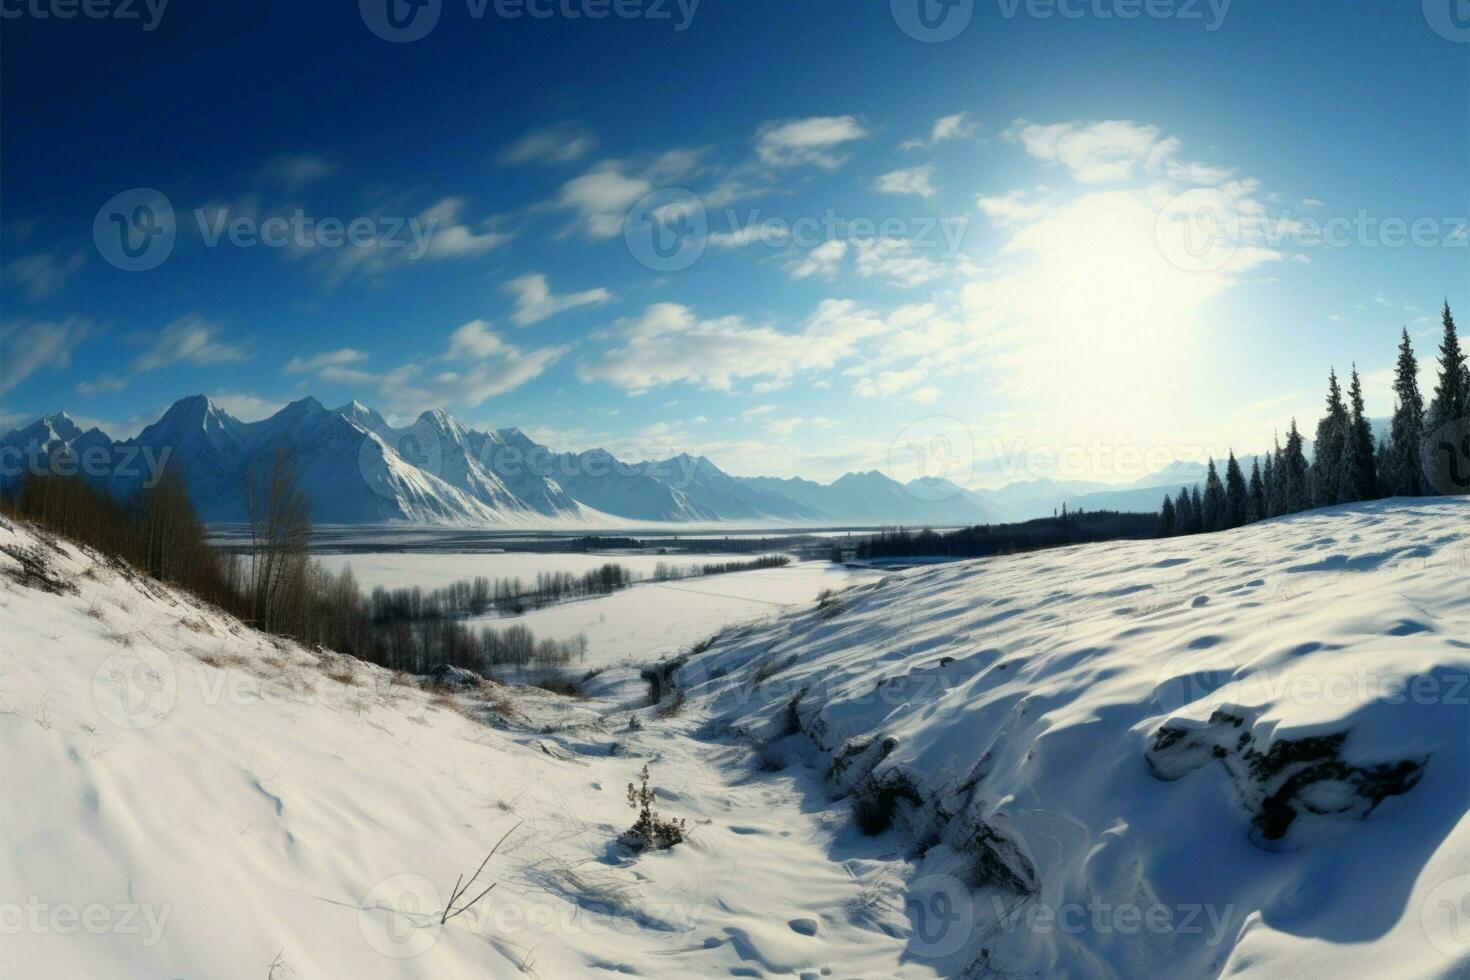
(503, 272), (612, 326)
(783, 240), (847, 281)
(301, 319), (567, 412)
(1005, 119), (1231, 185)
(135, 315), (250, 372)
(260, 153), (335, 190)
(0, 317), (92, 393)
(2, 250), (87, 300)
(755, 116), (869, 169)
(579, 299), (888, 394)
(875, 164), (936, 198)
(284, 348), (368, 374)
(901, 111), (980, 150)
(499, 123), (598, 166)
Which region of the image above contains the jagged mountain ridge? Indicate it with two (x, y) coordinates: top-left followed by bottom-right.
(0, 395), (1235, 526)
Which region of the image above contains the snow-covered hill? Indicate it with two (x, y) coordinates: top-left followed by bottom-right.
(660, 496), (1470, 977)
(2, 498), (1467, 977)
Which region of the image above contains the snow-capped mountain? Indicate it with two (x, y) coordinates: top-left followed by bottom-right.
(4, 394), (1224, 527)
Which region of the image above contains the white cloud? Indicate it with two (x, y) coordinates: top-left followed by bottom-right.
(444, 319), (511, 359)
(135, 315), (250, 372)
(285, 348), (368, 374)
(75, 373), (130, 396)
(2, 251), (86, 300)
(783, 240), (847, 280)
(1005, 119), (1232, 185)
(875, 164), (936, 198)
(499, 123), (597, 166)
(854, 366), (928, 399)
(261, 153), (335, 189)
(208, 392), (287, 422)
(901, 112), (979, 150)
(308, 320), (566, 412)
(299, 198), (511, 285)
(557, 166), (653, 239)
(766, 417), (805, 436)
(579, 298), (889, 394)
(977, 188), (1049, 225)
(909, 385), (942, 405)
(755, 116), (869, 169)
(503, 272), (612, 326)
(852, 238), (947, 287)
(416, 198), (515, 258)
(0, 317), (91, 393)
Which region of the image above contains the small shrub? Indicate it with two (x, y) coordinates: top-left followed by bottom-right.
(530, 673), (581, 697)
(622, 765), (686, 851)
(816, 589), (844, 619)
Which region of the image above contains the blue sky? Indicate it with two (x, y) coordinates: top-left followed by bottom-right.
(2, 0), (1466, 485)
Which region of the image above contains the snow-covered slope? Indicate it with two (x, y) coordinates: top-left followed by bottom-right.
(2, 499), (1468, 977)
(0, 515), (939, 978)
(660, 497), (1470, 978)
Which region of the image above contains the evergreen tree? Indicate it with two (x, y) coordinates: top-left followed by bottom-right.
(1265, 436), (1284, 517)
(1190, 486), (1204, 532)
(1311, 369), (1351, 506)
(1282, 420), (1310, 514)
(1341, 365), (1377, 502)
(1428, 300), (1468, 431)
(1248, 457), (1265, 523)
(1385, 328), (1428, 496)
(1159, 494), (1177, 537)
(1224, 452), (1248, 528)
(1174, 487), (1194, 535)
(1201, 458), (1225, 532)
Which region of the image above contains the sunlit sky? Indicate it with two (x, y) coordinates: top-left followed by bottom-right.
(2, 1), (1466, 486)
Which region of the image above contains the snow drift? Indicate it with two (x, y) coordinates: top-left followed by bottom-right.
(663, 497), (1470, 977)
(2, 497), (1468, 978)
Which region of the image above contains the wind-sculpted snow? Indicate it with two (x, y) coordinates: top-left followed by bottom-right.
(4, 500), (1468, 978)
(667, 497), (1470, 977)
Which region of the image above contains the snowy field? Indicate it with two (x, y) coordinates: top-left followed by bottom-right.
(3, 497), (1469, 978)
(311, 549), (793, 593)
(487, 561), (886, 669)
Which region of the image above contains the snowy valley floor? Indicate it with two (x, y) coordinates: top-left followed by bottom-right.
(2, 498), (1469, 978)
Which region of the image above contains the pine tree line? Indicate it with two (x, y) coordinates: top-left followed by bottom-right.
(1159, 301), (1468, 538)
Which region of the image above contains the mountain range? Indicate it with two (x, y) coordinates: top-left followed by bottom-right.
(2, 395), (1250, 527)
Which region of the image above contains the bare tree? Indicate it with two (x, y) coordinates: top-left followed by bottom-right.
(244, 449), (311, 633)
